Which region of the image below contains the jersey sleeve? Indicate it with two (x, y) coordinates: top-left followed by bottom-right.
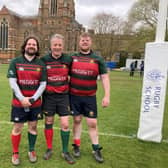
(7, 59), (17, 78)
(98, 56), (107, 74)
(40, 62), (47, 82)
(65, 53), (73, 65)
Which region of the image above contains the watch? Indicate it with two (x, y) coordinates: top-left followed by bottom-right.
(29, 98), (35, 104)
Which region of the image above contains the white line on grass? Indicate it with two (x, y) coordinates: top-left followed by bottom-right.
(1, 120), (168, 143)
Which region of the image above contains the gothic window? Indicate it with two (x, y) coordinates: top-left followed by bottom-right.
(50, 0), (57, 16)
(0, 18), (8, 49)
(64, 0), (68, 7)
(24, 31), (29, 39)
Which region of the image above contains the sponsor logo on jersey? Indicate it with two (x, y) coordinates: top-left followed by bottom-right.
(19, 67), (24, 71)
(72, 69), (94, 76)
(73, 59), (78, 62)
(90, 59), (94, 63)
(47, 66), (51, 69)
(48, 76), (66, 81)
(36, 68), (41, 72)
(19, 79), (39, 85)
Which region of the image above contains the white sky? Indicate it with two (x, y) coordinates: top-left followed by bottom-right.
(0, 0), (136, 28)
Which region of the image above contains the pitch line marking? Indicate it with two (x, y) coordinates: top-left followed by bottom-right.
(1, 120), (168, 143)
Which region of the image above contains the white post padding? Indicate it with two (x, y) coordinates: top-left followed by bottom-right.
(155, 0), (168, 42)
(137, 42), (168, 142)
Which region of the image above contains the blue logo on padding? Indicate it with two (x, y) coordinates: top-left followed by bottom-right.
(146, 69), (165, 82)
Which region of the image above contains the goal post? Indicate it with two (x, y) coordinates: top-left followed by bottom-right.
(137, 0), (168, 142)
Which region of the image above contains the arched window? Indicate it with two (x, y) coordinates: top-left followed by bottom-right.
(64, 0), (68, 7)
(50, 0), (57, 16)
(24, 31), (29, 39)
(0, 18), (8, 49)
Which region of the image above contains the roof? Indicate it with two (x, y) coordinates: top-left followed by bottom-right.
(0, 5), (37, 19)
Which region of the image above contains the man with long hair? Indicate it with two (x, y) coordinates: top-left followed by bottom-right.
(7, 36), (46, 165)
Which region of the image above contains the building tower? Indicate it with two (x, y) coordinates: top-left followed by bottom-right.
(38, 0), (82, 53)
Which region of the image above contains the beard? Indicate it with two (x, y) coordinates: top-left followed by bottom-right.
(80, 47), (90, 53)
(25, 48), (37, 56)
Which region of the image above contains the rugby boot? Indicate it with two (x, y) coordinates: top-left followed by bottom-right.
(43, 149), (52, 160)
(28, 151), (37, 163)
(92, 147), (104, 163)
(62, 152), (75, 164)
(72, 144), (80, 157)
(12, 152), (20, 166)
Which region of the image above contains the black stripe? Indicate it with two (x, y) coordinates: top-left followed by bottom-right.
(71, 84), (97, 91)
(71, 74), (97, 80)
(48, 81), (68, 86)
(19, 85), (39, 90)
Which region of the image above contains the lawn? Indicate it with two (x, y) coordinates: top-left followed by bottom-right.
(0, 64), (168, 168)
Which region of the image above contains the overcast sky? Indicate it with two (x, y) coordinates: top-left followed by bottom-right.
(0, 0), (136, 28)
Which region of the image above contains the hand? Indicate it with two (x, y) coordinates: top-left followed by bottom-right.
(20, 97), (31, 107)
(102, 96), (110, 108)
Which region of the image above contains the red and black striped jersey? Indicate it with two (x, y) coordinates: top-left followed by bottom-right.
(41, 53), (72, 94)
(70, 51), (107, 96)
(7, 56), (46, 107)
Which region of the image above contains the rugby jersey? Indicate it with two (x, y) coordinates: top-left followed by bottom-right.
(70, 51), (107, 96)
(41, 53), (72, 94)
(7, 56), (46, 107)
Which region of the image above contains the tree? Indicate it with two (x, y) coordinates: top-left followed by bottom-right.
(128, 0), (159, 29)
(91, 12), (125, 60)
(125, 0), (159, 54)
(91, 12), (124, 34)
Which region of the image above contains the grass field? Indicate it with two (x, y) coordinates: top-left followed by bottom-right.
(0, 64), (168, 168)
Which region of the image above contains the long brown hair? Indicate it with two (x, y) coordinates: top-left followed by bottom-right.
(21, 36), (40, 56)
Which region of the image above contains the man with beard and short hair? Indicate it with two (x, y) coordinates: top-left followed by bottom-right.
(41, 34), (75, 164)
(7, 37), (47, 166)
(70, 32), (110, 163)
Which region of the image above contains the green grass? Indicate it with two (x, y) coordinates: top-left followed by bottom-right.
(0, 64), (168, 168)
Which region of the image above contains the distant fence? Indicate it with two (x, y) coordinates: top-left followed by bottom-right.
(106, 62), (117, 70)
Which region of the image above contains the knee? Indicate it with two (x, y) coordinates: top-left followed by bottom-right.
(29, 125), (37, 133)
(12, 127), (22, 135)
(88, 120), (97, 129)
(45, 116), (54, 125)
(61, 123), (69, 131)
(74, 117), (82, 125)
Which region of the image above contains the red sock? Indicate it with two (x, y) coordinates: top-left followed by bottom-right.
(44, 129), (53, 149)
(74, 139), (80, 146)
(11, 134), (21, 153)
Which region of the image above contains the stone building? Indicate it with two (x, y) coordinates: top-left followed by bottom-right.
(0, 0), (83, 61)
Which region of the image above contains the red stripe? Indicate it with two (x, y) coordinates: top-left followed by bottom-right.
(16, 67), (42, 71)
(17, 71), (41, 81)
(73, 61), (98, 69)
(12, 98), (41, 107)
(22, 90), (36, 97)
(71, 62), (99, 76)
(47, 68), (68, 75)
(70, 88), (96, 96)
(46, 85), (69, 93)
(16, 64), (42, 68)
